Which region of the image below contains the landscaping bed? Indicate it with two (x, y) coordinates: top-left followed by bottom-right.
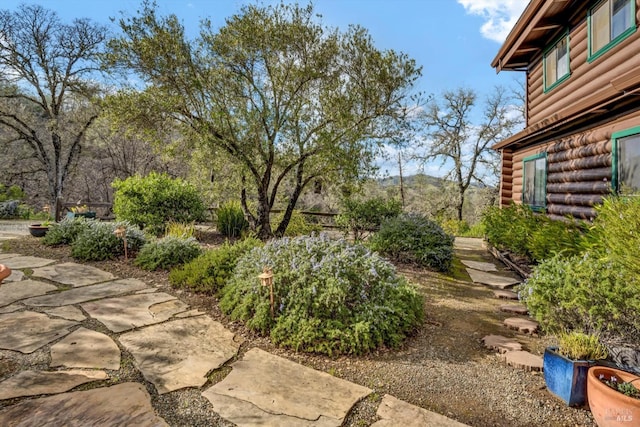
(1, 233), (596, 426)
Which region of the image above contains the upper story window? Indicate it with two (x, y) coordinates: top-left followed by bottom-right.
(522, 153), (547, 210)
(589, 0), (636, 62)
(543, 33), (570, 92)
(612, 127), (640, 192)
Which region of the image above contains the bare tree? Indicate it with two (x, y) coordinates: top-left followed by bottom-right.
(413, 86), (521, 221)
(0, 4), (107, 207)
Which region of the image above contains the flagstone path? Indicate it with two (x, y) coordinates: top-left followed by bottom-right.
(0, 223), (467, 426)
(455, 238), (543, 372)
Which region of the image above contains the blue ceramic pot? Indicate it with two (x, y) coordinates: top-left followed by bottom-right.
(543, 347), (595, 406)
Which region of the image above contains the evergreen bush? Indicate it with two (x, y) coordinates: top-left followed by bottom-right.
(71, 221), (146, 261)
(42, 217), (93, 246)
(0, 200), (21, 219)
(219, 235), (424, 355)
(370, 213), (454, 272)
(216, 201), (248, 237)
(169, 237), (263, 293)
(336, 197), (402, 240)
(135, 236), (202, 271)
(112, 172), (206, 235)
(520, 253), (640, 341)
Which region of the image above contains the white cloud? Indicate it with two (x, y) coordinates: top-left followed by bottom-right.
(458, 0), (528, 43)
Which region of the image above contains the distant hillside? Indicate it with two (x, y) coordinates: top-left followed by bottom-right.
(378, 174), (492, 190)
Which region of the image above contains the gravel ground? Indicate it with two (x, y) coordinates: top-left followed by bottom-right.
(0, 231), (597, 427)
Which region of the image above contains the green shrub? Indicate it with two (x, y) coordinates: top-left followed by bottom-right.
(42, 217), (93, 246)
(439, 219), (470, 236)
(112, 172), (206, 235)
(220, 235), (424, 355)
(528, 217), (587, 262)
(482, 203), (586, 262)
(0, 184), (25, 202)
(370, 213), (454, 272)
(588, 195), (640, 277)
(271, 210), (322, 237)
(135, 236), (202, 271)
(169, 237), (263, 293)
(0, 200), (21, 219)
(336, 197), (402, 240)
(71, 221), (146, 261)
(520, 253), (640, 341)
(460, 222), (485, 238)
(216, 201), (248, 238)
(482, 203), (539, 257)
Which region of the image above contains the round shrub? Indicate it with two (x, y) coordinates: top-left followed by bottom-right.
(113, 172), (206, 235)
(42, 217), (93, 246)
(0, 200), (20, 219)
(219, 235), (424, 355)
(369, 213), (454, 272)
(169, 237), (263, 293)
(135, 236), (202, 271)
(520, 253), (640, 340)
(336, 197), (402, 240)
(71, 221), (146, 261)
(216, 201), (248, 238)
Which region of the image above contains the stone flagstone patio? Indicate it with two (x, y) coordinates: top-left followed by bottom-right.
(0, 241), (469, 426)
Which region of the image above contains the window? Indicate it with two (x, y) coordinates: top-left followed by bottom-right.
(589, 0), (636, 62)
(612, 127), (640, 192)
(523, 153), (547, 209)
(543, 33), (570, 92)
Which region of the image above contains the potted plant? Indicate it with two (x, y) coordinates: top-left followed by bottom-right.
(587, 366), (640, 426)
(543, 331), (608, 406)
(27, 220), (53, 237)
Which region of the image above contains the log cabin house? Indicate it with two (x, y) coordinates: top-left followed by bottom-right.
(492, 0), (640, 220)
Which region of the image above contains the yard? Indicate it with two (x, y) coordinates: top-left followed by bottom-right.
(0, 229), (597, 426)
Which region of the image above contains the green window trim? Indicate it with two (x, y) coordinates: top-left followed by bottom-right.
(611, 125), (640, 191)
(588, 0), (636, 63)
(522, 153), (547, 211)
(543, 31), (571, 93)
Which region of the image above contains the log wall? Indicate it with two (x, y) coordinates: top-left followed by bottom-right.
(527, 2), (640, 126)
(502, 111), (640, 220)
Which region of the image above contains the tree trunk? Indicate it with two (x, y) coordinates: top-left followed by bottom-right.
(255, 190), (272, 240)
(456, 192), (464, 221)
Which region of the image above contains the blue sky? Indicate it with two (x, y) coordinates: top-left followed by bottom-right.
(2, 0), (529, 176)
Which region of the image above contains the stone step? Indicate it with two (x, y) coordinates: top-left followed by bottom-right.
(499, 304), (529, 315)
(504, 317), (539, 335)
(460, 259), (497, 272)
(373, 394), (470, 426)
(481, 335), (523, 353)
(466, 268), (520, 289)
(499, 350), (543, 372)
(493, 289), (518, 300)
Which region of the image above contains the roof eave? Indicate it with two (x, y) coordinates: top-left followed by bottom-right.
(491, 0), (547, 71)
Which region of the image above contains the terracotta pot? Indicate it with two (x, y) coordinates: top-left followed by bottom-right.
(587, 366), (640, 426)
(27, 224), (49, 237)
(544, 347), (594, 406)
(0, 264), (11, 283)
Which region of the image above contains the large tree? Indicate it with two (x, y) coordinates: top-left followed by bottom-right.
(413, 87), (521, 221)
(0, 4), (107, 208)
(105, 2), (421, 238)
